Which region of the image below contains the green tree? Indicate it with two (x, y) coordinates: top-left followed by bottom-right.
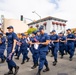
(27, 27), (37, 34)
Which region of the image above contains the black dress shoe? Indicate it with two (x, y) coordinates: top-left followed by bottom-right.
(36, 72), (41, 75)
(26, 58), (30, 62)
(14, 54), (17, 56)
(36, 69), (41, 75)
(31, 64), (37, 69)
(50, 55), (53, 57)
(60, 56), (63, 59)
(1, 59), (5, 63)
(53, 61), (57, 66)
(14, 66), (19, 75)
(15, 57), (19, 60)
(43, 68), (50, 72)
(4, 71), (13, 75)
(69, 58), (72, 61)
(21, 61), (25, 64)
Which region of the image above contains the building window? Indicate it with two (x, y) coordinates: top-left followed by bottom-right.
(56, 22), (59, 25)
(52, 21), (56, 25)
(60, 26), (62, 30)
(63, 23), (66, 31)
(59, 23), (62, 30)
(60, 25), (62, 30)
(56, 22), (59, 30)
(57, 25), (58, 30)
(53, 25), (55, 30)
(43, 22), (47, 30)
(52, 21), (56, 30)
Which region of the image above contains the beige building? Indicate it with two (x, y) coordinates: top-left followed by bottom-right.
(1, 18), (29, 33)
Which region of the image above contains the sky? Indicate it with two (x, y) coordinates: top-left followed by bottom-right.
(0, 0), (76, 29)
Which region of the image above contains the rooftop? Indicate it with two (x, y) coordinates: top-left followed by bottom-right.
(28, 16), (67, 25)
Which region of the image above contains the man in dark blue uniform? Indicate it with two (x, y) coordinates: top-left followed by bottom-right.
(74, 32), (76, 49)
(36, 30), (40, 37)
(36, 26), (50, 75)
(0, 26), (19, 75)
(50, 30), (59, 66)
(49, 31), (54, 57)
(25, 34), (30, 62)
(66, 29), (75, 61)
(20, 33), (29, 64)
(59, 32), (66, 59)
(15, 34), (22, 60)
(0, 33), (6, 63)
(14, 34), (21, 56)
(15, 33), (29, 64)
(29, 31), (39, 69)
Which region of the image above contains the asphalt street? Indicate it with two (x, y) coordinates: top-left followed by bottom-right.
(0, 51), (76, 75)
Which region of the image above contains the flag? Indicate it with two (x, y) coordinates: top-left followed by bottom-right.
(34, 38), (38, 42)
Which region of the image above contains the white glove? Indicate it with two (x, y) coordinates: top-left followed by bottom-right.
(34, 44), (39, 50)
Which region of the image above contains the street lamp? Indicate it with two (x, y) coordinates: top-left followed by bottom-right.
(32, 11), (41, 25)
(23, 17), (34, 22)
(32, 11), (41, 19)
